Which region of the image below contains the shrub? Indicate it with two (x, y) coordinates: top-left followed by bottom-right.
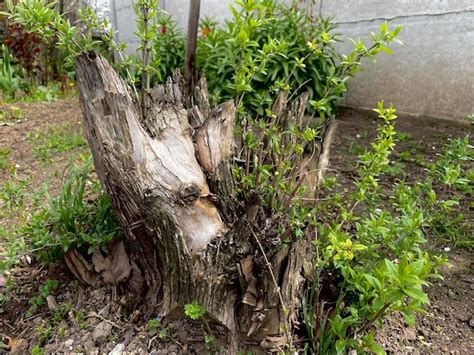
(196, 1), (340, 115)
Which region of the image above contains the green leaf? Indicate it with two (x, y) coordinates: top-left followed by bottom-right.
(403, 310), (416, 326)
(403, 286), (429, 304)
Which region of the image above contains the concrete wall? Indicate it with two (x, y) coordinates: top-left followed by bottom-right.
(319, 1), (474, 120)
(110, 0), (474, 120)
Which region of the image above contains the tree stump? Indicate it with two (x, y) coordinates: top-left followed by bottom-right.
(75, 51), (312, 350)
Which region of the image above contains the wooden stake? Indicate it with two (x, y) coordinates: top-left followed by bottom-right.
(184, 0), (201, 99)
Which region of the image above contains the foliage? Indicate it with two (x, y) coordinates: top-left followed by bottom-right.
(0, 147), (12, 171)
(197, 0), (400, 118)
(184, 301), (207, 320)
(4, 21), (42, 77)
(302, 104), (472, 353)
(5, 1), (472, 353)
(0, 44), (24, 99)
(26, 156), (119, 259)
(0, 156), (120, 271)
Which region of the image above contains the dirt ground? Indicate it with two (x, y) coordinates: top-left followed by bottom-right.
(0, 99), (472, 353)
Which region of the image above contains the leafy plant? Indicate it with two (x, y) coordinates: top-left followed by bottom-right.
(0, 156), (120, 272)
(301, 103), (471, 353)
(0, 44), (23, 99)
(0, 177), (28, 212)
(7, 2), (470, 353)
(31, 345), (43, 355)
(0, 147), (11, 170)
(26, 279), (59, 317)
(184, 301), (206, 320)
(28, 156), (119, 259)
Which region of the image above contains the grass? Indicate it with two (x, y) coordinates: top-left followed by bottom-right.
(27, 124), (87, 163)
(0, 147), (11, 170)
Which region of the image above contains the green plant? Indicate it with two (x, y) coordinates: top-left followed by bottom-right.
(35, 325), (53, 346)
(300, 104), (472, 353)
(184, 302), (216, 350)
(184, 301), (206, 320)
(0, 147), (11, 170)
(50, 303), (72, 324)
(26, 279), (59, 317)
(9, 2), (466, 353)
(0, 44), (23, 99)
(147, 318), (161, 331)
(27, 156), (119, 259)
(0, 177), (28, 212)
(0, 156), (120, 273)
(26, 124), (86, 162)
(31, 345), (43, 355)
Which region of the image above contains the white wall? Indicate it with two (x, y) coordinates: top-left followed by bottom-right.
(110, 0), (474, 120)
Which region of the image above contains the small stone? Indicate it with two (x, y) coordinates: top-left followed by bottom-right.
(109, 343), (125, 355)
(64, 339), (74, 348)
(92, 320), (113, 341)
(469, 316), (474, 328)
(403, 327), (416, 341)
(456, 312), (471, 322)
(84, 340), (96, 354)
(46, 295), (58, 311)
(90, 289), (106, 302)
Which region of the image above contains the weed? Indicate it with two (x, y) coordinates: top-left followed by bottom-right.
(302, 105), (472, 353)
(26, 124), (86, 163)
(0, 148), (11, 170)
(395, 131), (412, 142)
(36, 325), (52, 346)
(147, 318), (161, 332)
(0, 178), (28, 212)
(20, 156), (119, 261)
(26, 279), (59, 318)
(184, 301), (206, 320)
(57, 327), (65, 338)
(50, 303), (72, 324)
(31, 345), (43, 355)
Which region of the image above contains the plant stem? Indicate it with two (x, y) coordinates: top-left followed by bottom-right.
(360, 303), (390, 334)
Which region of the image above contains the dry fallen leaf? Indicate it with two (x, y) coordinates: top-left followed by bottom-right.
(92, 241), (132, 285)
(65, 249), (98, 287)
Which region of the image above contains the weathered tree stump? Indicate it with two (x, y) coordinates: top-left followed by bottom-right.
(75, 51), (312, 350)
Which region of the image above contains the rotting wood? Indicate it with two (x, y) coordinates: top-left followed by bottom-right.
(74, 51), (313, 350)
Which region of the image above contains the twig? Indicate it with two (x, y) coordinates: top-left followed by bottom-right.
(86, 312), (121, 329)
(316, 119), (338, 193)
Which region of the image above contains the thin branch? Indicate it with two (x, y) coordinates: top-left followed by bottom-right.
(316, 119), (338, 193)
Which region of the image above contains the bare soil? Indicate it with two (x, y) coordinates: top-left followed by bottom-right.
(0, 100), (472, 353)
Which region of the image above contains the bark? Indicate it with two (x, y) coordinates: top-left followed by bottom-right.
(74, 51), (312, 350)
